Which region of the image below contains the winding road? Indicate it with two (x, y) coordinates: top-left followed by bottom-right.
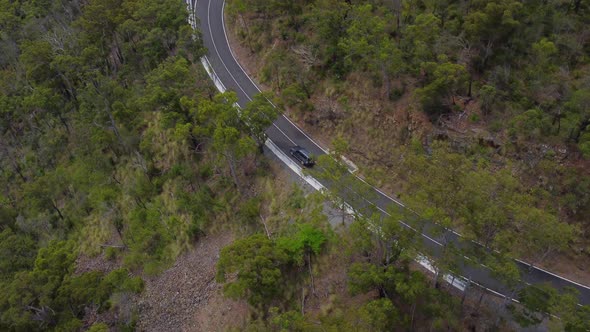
(189, 0), (590, 305)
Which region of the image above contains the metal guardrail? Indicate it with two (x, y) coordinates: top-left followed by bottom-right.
(186, 0), (590, 315)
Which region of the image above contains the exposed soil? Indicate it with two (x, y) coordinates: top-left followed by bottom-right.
(135, 231), (249, 331)
(75, 253), (120, 275)
(533, 254), (589, 288)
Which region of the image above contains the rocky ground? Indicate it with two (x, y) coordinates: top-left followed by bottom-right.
(135, 231), (249, 331)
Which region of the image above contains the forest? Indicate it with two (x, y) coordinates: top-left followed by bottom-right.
(220, 0), (590, 329)
(0, 0), (264, 329)
(226, 0), (590, 255)
(1, 0), (590, 331)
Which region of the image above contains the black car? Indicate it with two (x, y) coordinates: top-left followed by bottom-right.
(289, 146), (314, 167)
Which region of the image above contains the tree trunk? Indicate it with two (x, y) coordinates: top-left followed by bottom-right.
(574, 117), (590, 142)
(393, 0), (402, 31)
(106, 108), (124, 147)
(432, 268), (440, 288)
(57, 112), (70, 134)
(27, 305), (56, 326)
(573, 0), (582, 13)
(554, 108), (562, 134)
(308, 252), (316, 295)
(382, 63), (391, 100)
(476, 291), (485, 312)
(134, 196), (147, 209)
(259, 214), (271, 239)
(12, 160), (27, 182)
(301, 286), (305, 315)
(100, 244), (126, 249)
(92, 81), (125, 149)
(52, 200), (65, 220)
(227, 153), (241, 192)
(239, 14), (254, 53)
(410, 302), (417, 329)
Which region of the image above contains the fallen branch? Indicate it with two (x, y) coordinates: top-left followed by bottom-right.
(100, 244), (126, 249)
(259, 214), (271, 239)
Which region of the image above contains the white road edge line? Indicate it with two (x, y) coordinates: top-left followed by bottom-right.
(266, 139), (324, 191)
(218, 0), (417, 212)
(192, 0), (466, 294)
(219, 1), (411, 209)
(217, 8), (590, 289)
(206, 0), (297, 146)
(220, 0), (330, 155)
(514, 258), (590, 291)
(190, 0), (590, 298)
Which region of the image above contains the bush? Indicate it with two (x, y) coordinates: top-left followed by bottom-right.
(87, 323), (109, 332)
(578, 127), (590, 159)
(509, 108), (550, 140)
(105, 247), (118, 260)
(389, 85), (405, 101)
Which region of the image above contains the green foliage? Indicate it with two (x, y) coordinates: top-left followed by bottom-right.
(103, 269), (145, 294)
(346, 242), (459, 330)
(510, 108), (550, 140)
(513, 283), (557, 327)
(0, 228), (37, 278)
(277, 223), (326, 265)
(216, 191), (329, 316)
(87, 323), (110, 332)
(281, 83), (308, 108)
(124, 205), (175, 274)
(242, 92), (281, 148)
(268, 308), (307, 331)
(348, 262), (397, 296)
(0, 241), (143, 330)
(3, 0), (589, 328)
(339, 4), (401, 96)
(464, 0), (523, 46)
(511, 285), (590, 331)
(218, 0), (590, 329)
(310, 153), (378, 218)
(513, 206), (578, 264)
(357, 298), (399, 332)
(0, 0), (262, 328)
(416, 61), (469, 114)
(404, 13), (441, 63)
(216, 234), (290, 309)
(579, 128), (590, 159)
(307, 0), (350, 75)
(478, 84), (500, 114)
(404, 141), (577, 266)
(260, 49), (298, 91)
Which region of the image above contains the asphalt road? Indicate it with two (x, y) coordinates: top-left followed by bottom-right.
(192, 0), (590, 305)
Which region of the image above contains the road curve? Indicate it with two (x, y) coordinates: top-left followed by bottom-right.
(191, 0), (590, 305)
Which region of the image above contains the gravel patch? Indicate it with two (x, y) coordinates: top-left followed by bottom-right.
(136, 231), (247, 331)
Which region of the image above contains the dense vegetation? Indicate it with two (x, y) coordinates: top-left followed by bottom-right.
(215, 183), (468, 330)
(0, 0), (272, 329)
(2, 0), (589, 330)
(225, 0), (590, 275)
(219, 0), (590, 329)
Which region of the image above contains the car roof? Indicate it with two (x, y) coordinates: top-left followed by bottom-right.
(292, 146), (311, 157)
(298, 149), (310, 158)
